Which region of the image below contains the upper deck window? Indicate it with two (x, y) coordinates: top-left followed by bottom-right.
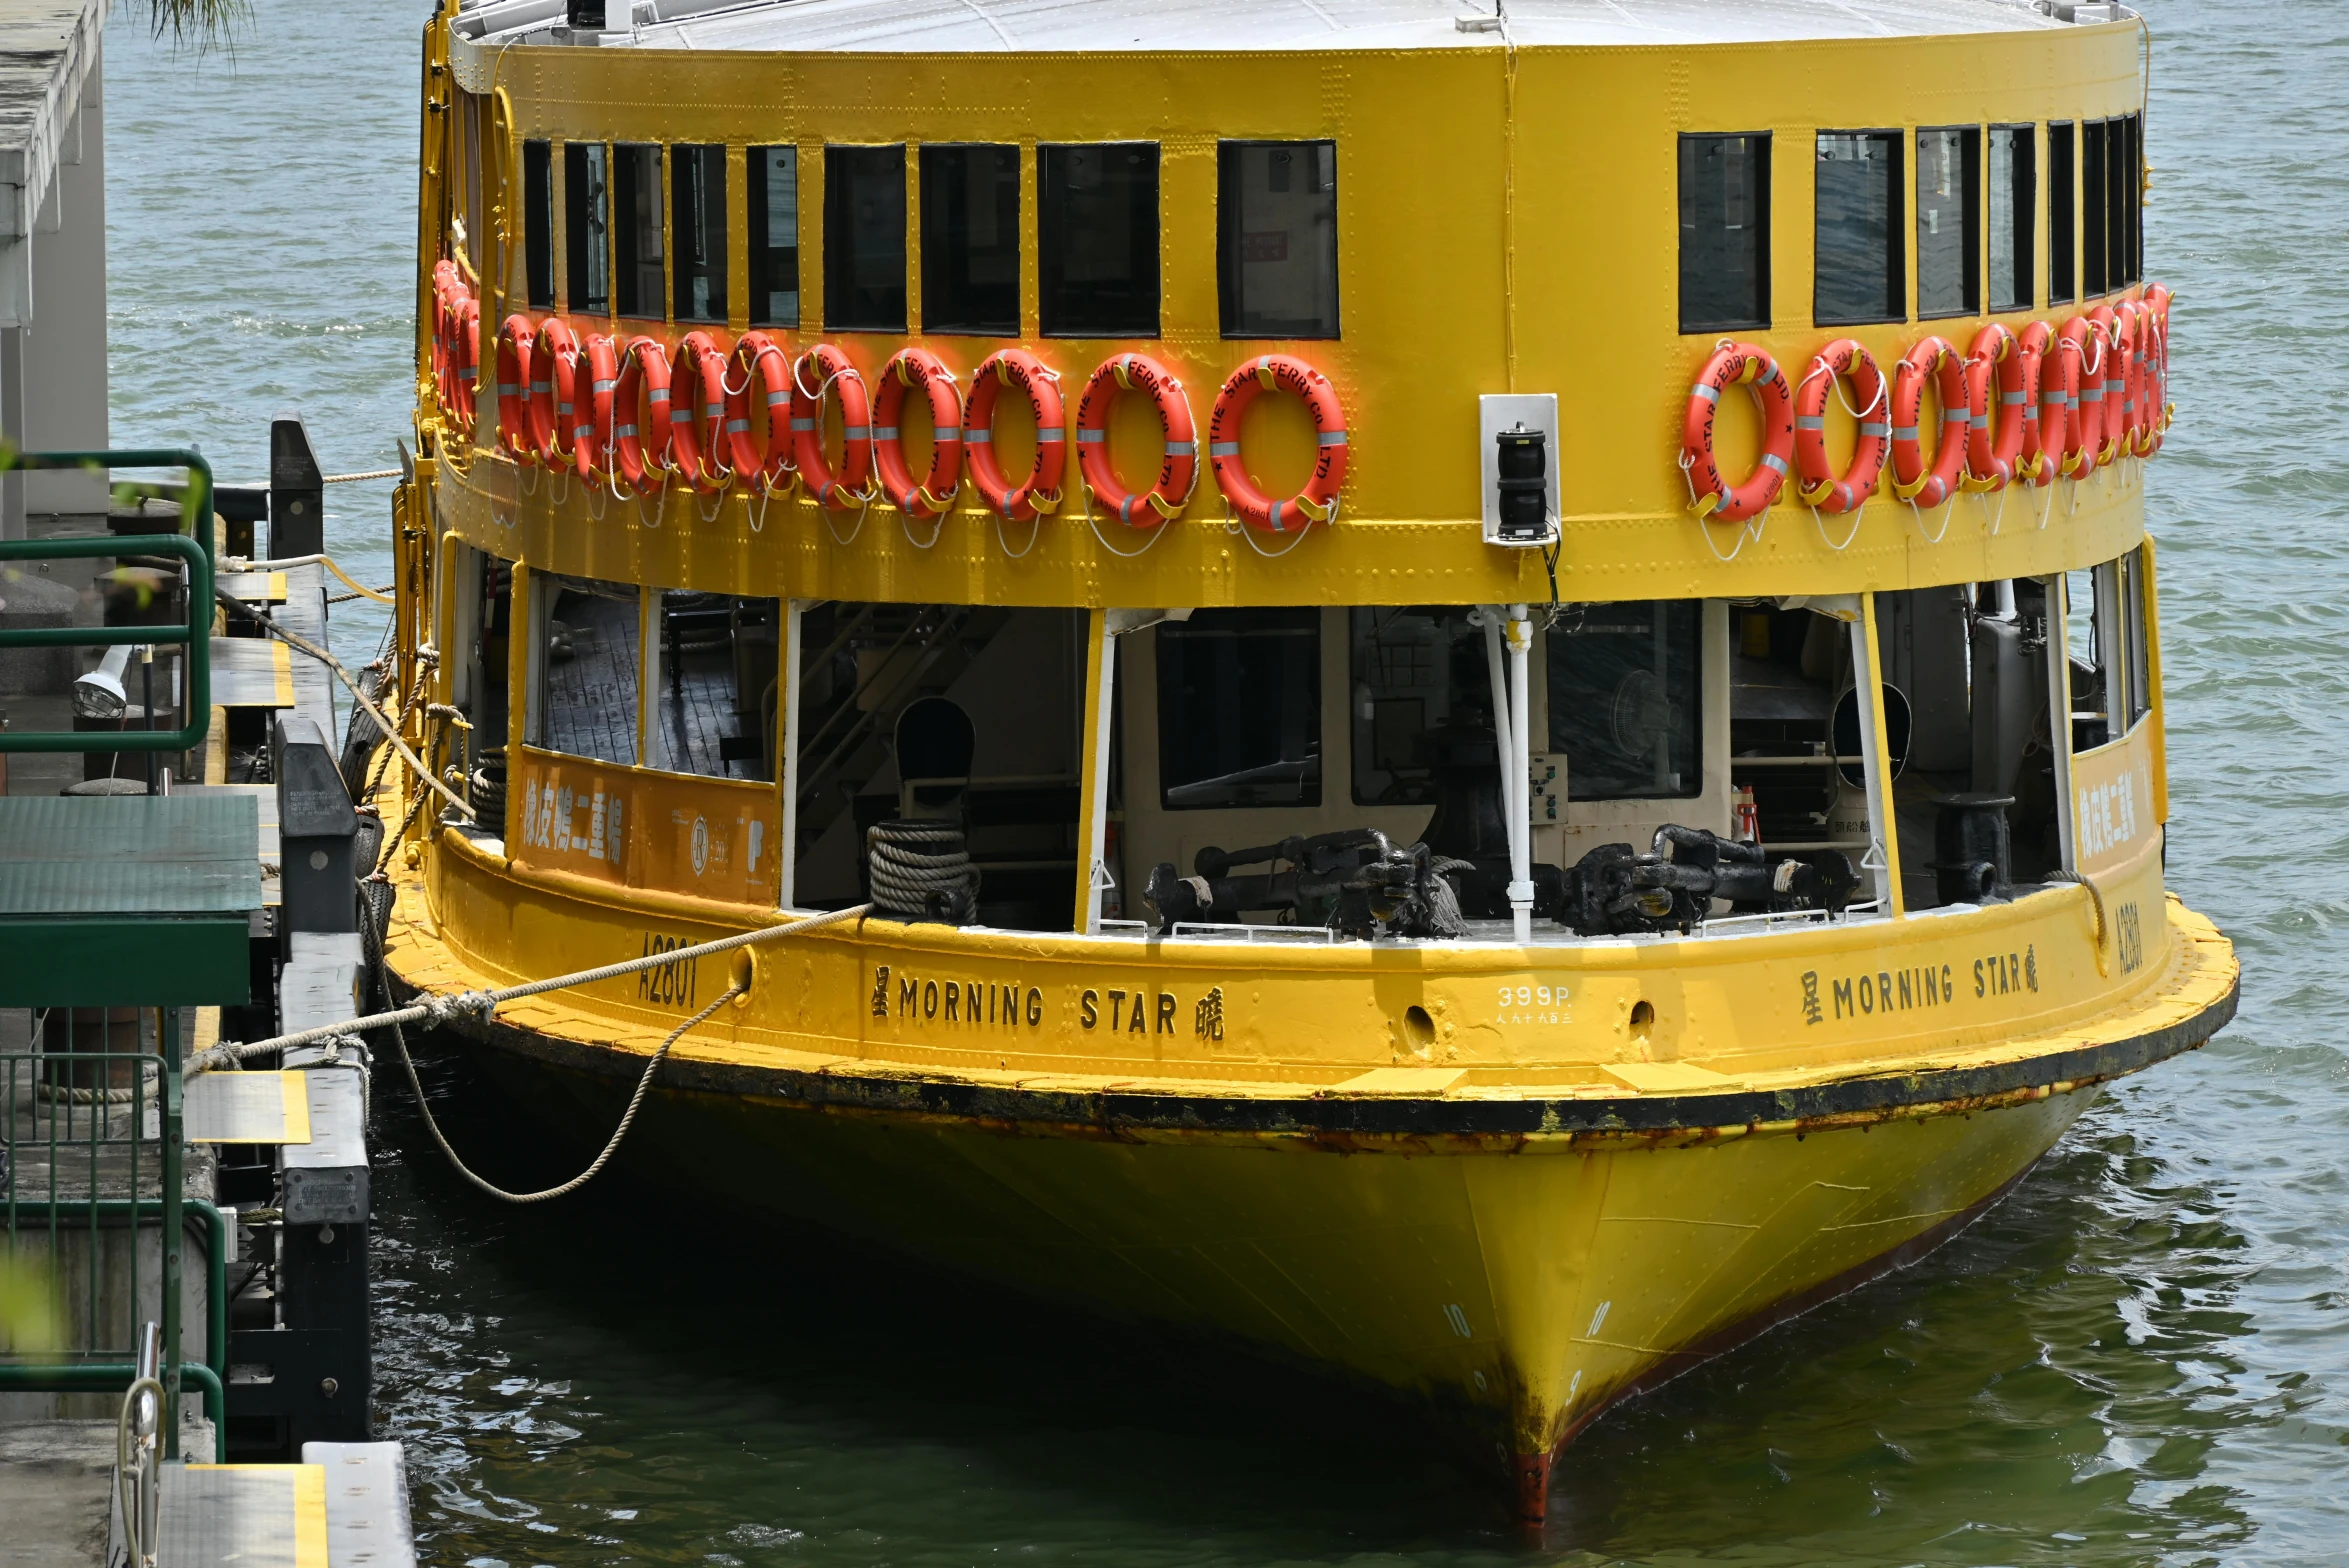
(1218, 141), (1339, 340)
(2048, 122), (2076, 305)
(1677, 132), (1770, 333)
(2082, 120), (2108, 295)
(1988, 124), (2035, 312)
(748, 146), (799, 328)
(1547, 601), (1703, 800)
(920, 143), (1020, 336)
(613, 143), (663, 319)
(670, 144), (726, 323)
(1814, 131), (1903, 326)
(1156, 609), (1321, 810)
(564, 142), (609, 315)
(824, 145), (908, 333)
(2111, 113), (2142, 287)
(1916, 127), (1979, 319)
(523, 139), (554, 310)
(1038, 143), (1159, 338)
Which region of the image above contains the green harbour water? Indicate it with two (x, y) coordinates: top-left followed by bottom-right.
(104, 2), (2349, 1562)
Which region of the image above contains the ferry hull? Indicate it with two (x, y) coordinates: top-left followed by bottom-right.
(450, 1013), (2090, 1513)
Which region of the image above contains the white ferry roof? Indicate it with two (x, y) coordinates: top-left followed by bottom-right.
(458, 0), (2118, 53)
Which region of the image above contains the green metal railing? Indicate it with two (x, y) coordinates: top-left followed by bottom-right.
(0, 1036), (226, 1459)
(0, 449), (215, 754)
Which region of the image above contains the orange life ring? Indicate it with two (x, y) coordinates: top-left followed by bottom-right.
(430, 261), (465, 412)
(2020, 321), (2071, 487)
(493, 315), (537, 463)
(1077, 353), (1198, 526)
(528, 319), (581, 467)
(723, 331), (796, 493)
(2057, 316), (2105, 475)
(1681, 342), (1792, 524)
(1962, 323), (2030, 492)
(791, 344), (878, 511)
(446, 295), (481, 440)
(668, 331), (733, 494)
(873, 348), (964, 521)
(1208, 354), (1345, 532)
(2113, 299), (2153, 456)
(964, 349), (1067, 523)
(1790, 339), (1886, 516)
(609, 336), (674, 496)
(2139, 283), (2175, 452)
(1887, 338), (1969, 508)
(573, 333), (620, 483)
(2087, 305), (2128, 466)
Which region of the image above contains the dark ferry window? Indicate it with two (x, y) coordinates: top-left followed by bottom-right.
(1677, 132), (1770, 333)
(1546, 600), (1702, 800)
(1349, 607), (1488, 807)
(1814, 131), (1903, 326)
(1038, 143), (1159, 337)
(2120, 547), (2153, 729)
(824, 145), (907, 332)
(1157, 609), (1321, 810)
(747, 146), (799, 328)
(670, 144), (726, 323)
(523, 139), (554, 309)
(2082, 120), (2108, 296)
(921, 143), (1020, 336)
(2112, 112), (2141, 286)
(2048, 121), (2075, 305)
(1916, 126), (1979, 319)
(1218, 140), (1339, 340)
(1988, 124), (2034, 312)
(613, 143), (664, 319)
(564, 141), (609, 315)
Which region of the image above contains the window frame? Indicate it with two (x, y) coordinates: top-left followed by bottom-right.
(1216, 138), (1342, 342)
(746, 144), (801, 330)
(1812, 128), (1906, 328)
(563, 140), (611, 317)
(1986, 122), (2036, 313)
(1037, 141), (1162, 339)
(2082, 119), (2109, 297)
(1676, 130), (1772, 335)
(918, 141), (1023, 338)
(523, 139), (555, 310)
(612, 141), (665, 321)
(2047, 121), (2076, 306)
(1914, 124), (1981, 321)
(822, 142), (910, 334)
(668, 142), (727, 325)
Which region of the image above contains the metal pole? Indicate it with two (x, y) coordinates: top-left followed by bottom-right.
(1850, 596), (1906, 916)
(1505, 604), (1534, 944)
(160, 1009), (183, 1459)
(1074, 610), (1116, 934)
(2043, 573), (2079, 875)
(778, 599), (804, 909)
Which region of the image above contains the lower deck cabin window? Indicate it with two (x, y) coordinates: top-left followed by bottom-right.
(1988, 124), (2034, 313)
(1547, 601), (1703, 799)
(2048, 121), (2076, 305)
(564, 141), (609, 315)
(613, 143), (663, 319)
(523, 139), (554, 309)
(1814, 131), (1903, 326)
(1039, 143), (1159, 337)
(921, 143), (1020, 336)
(1349, 607), (1488, 806)
(670, 144), (726, 323)
(1218, 140), (1339, 340)
(1157, 609), (1321, 809)
(531, 574), (641, 767)
(2067, 552), (2153, 751)
(651, 593), (780, 780)
(748, 146), (799, 327)
(1677, 132), (1770, 333)
(825, 144), (908, 332)
(1916, 126), (1979, 319)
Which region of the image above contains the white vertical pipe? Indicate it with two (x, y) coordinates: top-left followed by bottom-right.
(1482, 612), (1516, 830)
(778, 598), (805, 910)
(1081, 619), (1119, 935)
(1505, 604), (1534, 944)
(1847, 610), (1898, 911)
(2042, 574), (2078, 875)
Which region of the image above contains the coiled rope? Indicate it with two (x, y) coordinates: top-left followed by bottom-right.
(866, 820), (980, 924)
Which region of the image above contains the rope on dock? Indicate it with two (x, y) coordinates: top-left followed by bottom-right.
(223, 551), (396, 605)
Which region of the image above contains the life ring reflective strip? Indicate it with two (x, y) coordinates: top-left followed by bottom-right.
(1077, 353), (1197, 526)
(609, 336), (674, 496)
(1887, 337), (1969, 508)
(722, 331), (796, 494)
(1208, 354), (1345, 532)
(872, 348), (964, 520)
(667, 331), (732, 494)
(2056, 316), (2106, 475)
(1962, 322), (2032, 492)
(964, 348), (1066, 523)
(2020, 320), (2071, 488)
(573, 333), (620, 483)
(493, 315), (537, 462)
(528, 319), (582, 467)
(1791, 339), (1886, 515)
(791, 344), (878, 512)
(1681, 342), (1792, 524)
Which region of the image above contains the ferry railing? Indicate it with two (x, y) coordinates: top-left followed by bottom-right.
(0, 448), (215, 754)
(0, 1033), (228, 1459)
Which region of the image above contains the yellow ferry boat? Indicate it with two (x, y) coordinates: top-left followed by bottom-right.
(374, 0), (2236, 1519)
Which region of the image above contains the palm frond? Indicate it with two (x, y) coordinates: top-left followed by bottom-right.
(141, 0), (249, 54)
